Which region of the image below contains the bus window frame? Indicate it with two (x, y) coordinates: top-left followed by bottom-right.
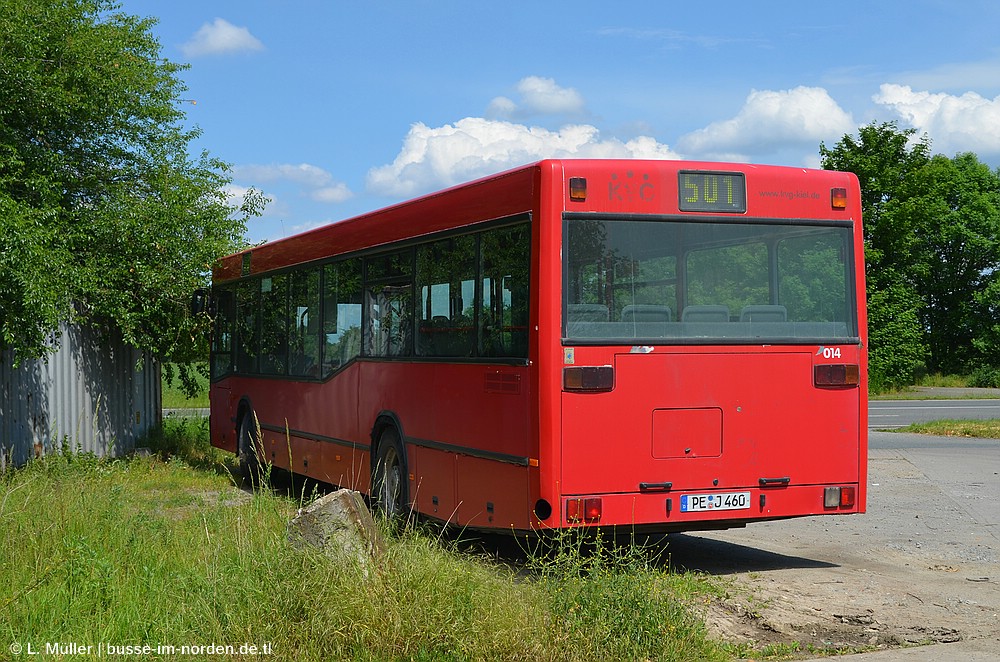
(561, 213), (860, 346)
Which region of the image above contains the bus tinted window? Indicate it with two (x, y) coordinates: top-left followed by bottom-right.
(289, 268), (321, 377)
(210, 285), (235, 379)
(365, 249), (414, 357)
(259, 274), (289, 375)
(416, 236), (477, 357)
(778, 233), (849, 324)
(564, 218), (855, 342)
(322, 259), (362, 374)
(481, 224), (530, 357)
(235, 279), (259, 373)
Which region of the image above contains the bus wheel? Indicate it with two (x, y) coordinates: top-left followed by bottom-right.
(373, 427), (407, 520)
(238, 410), (265, 486)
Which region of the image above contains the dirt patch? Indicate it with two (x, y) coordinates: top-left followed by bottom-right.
(666, 446), (1000, 658)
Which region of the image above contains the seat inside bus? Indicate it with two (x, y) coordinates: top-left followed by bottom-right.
(621, 304), (673, 324)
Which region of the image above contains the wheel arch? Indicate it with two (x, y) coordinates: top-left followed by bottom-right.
(236, 397), (255, 428)
(370, 410), (408, 480)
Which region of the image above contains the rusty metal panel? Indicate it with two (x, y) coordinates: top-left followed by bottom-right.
(0, 323), (161, 469)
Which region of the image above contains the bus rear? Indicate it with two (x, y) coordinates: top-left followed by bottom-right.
(540, 161), (867, 532)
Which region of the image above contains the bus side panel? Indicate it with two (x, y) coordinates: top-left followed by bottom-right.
(355, 363), (532, 460)
(356, 361), (532, 519)
(411, 446), (457, 522)
(209, 384), (235, 453)
(455, 456), (531, 530)
(219, 366), (365, 488)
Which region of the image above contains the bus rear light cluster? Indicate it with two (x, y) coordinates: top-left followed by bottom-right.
(567, 497), (602, 524)
(563, 365), (614, 392)
(824, 486), (856, 508)
(814, 364), (860, 388)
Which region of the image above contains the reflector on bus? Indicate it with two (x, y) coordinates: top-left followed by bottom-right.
(567, 497), (602, 523)
(563, 365), (614, 392)
(824, 486), (856, 508)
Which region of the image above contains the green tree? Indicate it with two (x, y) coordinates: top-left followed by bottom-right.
(896, 153), (1000, 375)
(820, 122), (931, 390)
(0, 1), (261, 366)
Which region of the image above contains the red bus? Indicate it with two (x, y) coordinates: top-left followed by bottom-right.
(208, 159), (867, 533)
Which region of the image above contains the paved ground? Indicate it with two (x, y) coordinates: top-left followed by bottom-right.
(668, 432), (1000, 660)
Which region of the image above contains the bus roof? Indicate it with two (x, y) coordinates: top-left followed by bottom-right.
(214, 158), (858, 283)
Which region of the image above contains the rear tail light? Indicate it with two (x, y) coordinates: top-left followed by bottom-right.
(567, 497), (602, 524)
(814, 364), (860, 388)
(824, 486), (856, 508)
(563, 366), (614, 392)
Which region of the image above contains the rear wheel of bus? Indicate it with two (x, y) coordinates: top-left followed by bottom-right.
(373, 427), (407, 520)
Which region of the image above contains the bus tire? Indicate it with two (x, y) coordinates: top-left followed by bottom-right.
(238, 410), (265, 487)
(372, 427), (408, 520)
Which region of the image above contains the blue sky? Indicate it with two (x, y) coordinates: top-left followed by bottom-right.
(124, 0), (1000, 243)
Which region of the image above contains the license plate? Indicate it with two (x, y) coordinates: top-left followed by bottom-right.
(680, 491), (751, 512)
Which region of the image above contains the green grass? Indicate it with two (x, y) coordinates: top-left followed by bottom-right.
(871, 372), (998, 399)
(161, 362), (210, 409)
(917, 372), (972, 388)
(893, 418), (1000, 438)
(1, 420), (746, 661)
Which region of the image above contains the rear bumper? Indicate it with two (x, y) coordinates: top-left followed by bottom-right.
(558, 483), (864, 532)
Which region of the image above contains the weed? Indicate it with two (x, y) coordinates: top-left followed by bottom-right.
(1, 427), (737, 661)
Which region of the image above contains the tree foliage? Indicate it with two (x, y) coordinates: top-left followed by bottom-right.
(0, 0), (262, 364)
(820, 122), (930, 390)
(821, 122), (1000, 389)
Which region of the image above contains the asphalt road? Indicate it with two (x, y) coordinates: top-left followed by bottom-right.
(667, 428), (1000, 660)
(870, 399), (1000, 429)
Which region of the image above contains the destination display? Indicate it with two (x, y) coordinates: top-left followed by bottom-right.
(678, 170), (747, 213)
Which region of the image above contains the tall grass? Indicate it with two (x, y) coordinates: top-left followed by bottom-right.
(0, 423), (733, 661)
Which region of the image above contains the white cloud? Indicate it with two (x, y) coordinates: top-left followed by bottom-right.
(873, 84), (1000, 156)
(366, 117), (678, 198)
(180, 18), (264, 57)
(311, 183), (353, 204)
(677, 86), (855, 162)
(236, 163), (331, 187)
(487, 76), (586, 119)
(233, 163), (353, 205)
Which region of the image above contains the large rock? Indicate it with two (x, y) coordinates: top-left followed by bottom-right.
(287, 489), (385, 573)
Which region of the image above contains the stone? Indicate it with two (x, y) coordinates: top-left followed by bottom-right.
(287, 489), (385, 573)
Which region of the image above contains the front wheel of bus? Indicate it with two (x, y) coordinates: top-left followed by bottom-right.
(373, 428), (408, 520)
(238, 411), (265, 487)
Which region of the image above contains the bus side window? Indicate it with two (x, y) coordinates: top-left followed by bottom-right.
(323, 259), (362, 375)
(259, 274), (289, 375)
(416, 236), (476, 357)
(480, 224), (530, 358)
(289, 268), (321, 377)
(210, 285), (235, 379)
(235, 279), (259, 374)
(364, 249), (414, 358)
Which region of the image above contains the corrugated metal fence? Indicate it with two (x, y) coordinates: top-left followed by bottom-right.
(0, 323), (161, 469)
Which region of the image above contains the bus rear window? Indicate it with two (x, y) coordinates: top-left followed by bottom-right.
(563, 217), (856, 343)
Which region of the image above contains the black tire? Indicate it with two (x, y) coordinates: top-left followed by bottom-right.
(238, 410), (265, 486)
(372, 427), (408, 519)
